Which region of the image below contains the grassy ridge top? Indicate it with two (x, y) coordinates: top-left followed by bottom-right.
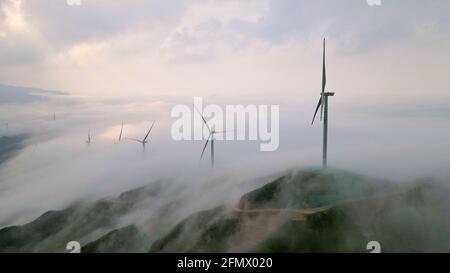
(151, 169), (450, 253)
(239, 168), (396, 210)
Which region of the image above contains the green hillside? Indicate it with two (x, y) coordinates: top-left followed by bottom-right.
(150, 169), (450, 253)
(2, 168), (449, 253)
(239, 168), (396, 210)
(82, 225), (151, 253)
(0, 183), (162, 252)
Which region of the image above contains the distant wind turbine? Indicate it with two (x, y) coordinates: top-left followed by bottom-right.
(85, 129), (92, 145)
(195, 107), (228, 167)
(114, 122), (124, 144)
(128, 121), (155, 149)
(312, 38), (335, 168)
(53, 112), (56, 121)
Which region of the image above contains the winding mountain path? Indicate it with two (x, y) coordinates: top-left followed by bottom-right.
(233, 186), (417, 220)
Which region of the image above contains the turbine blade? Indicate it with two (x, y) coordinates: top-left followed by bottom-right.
(194, 106), (211, 133)
(118, 122), (123, 142)
(322, 38), (326, 94)
(127, 138), (142, 143)
(143, 121), (155, 142)
(311, 97), (322, 125)
(200, 135), (211, 160)
(320, 38), (326, 120)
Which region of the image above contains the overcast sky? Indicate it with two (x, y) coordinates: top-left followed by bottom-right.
(0, 0), (449, 104)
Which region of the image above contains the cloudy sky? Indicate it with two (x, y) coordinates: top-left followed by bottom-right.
(0, 0), (449, 103)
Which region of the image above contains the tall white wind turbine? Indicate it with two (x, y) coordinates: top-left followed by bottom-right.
(311, 38), (335, 168)
(195, 107), (228, 167)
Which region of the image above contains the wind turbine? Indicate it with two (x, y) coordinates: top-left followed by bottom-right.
(128, 121), (155, 149)
(114, 122), (124, 144)
(195, 107), (228, 167)
(85, 129), (92, 145)
(312, 38), (335, 168)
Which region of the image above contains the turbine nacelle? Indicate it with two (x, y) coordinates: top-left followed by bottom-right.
(195, 106), (230, 166)
(128, 121), (155, 149)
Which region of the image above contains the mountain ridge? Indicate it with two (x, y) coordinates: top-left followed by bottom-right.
(1, 168), (448, 253)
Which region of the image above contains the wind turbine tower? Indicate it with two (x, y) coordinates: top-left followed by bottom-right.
(195, 107), (227, 167)
(312, 38), (335, 168)
(86, 129), (92, 145)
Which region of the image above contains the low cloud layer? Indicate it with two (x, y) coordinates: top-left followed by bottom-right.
(1, 89), (450, 228)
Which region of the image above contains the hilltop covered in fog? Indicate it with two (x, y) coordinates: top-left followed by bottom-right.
(1, 168), (449, 253)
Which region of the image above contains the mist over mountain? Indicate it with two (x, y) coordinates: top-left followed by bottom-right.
(1, 168), (449, 253)
(0, 182), (164, 252)
(150, 169), (450, 253)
